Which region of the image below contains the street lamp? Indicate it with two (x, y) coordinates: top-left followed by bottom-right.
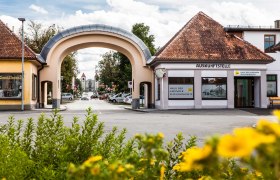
(18, 17), (25, 111)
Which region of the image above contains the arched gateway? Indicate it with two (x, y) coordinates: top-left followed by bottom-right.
(38, 24), (154, 109)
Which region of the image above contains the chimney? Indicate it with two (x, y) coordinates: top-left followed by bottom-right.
(275, 20), (280, 28)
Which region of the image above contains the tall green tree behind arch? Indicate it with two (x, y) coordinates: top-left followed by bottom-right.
(25, 21), (79, 93)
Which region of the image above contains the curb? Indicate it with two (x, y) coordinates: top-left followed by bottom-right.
(33, 106), (67, 112)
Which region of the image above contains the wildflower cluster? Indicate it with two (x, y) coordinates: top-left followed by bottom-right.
(174, 110), (280, 179)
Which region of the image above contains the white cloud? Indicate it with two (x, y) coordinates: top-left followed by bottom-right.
(2, 0), (280, 79)
(29, 4), (48, 15)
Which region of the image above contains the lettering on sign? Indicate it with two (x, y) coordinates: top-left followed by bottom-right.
(234, 71), (261, 77)
(169, 85), (193, 99)
(196, 63), (231, 69)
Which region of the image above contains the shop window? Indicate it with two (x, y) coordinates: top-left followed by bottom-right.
(157, 79), (160, 100)
(264, 35), (275, 52)
(168, 77), (194, 100)
(32, 74), (37, 100)
(202, 77), (227, 100)
(267, 74), (277, 97)
(0, 73), (22, 99)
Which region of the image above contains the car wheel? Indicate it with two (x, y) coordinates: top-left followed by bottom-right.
(69, 97), (72, 100)
(112, 99), (117, 103)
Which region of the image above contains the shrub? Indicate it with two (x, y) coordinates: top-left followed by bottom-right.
(0, 108), (195, 179)
(1, 108), (280, 179)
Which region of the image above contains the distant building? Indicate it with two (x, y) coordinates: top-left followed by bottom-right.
(81, 73), (86, 91)
(80, 73), (95, 92)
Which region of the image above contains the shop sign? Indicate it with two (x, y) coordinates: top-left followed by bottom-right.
(169, 84), (193, 99)
(234, 70), (261, 77)
(196, 63), (230, 69)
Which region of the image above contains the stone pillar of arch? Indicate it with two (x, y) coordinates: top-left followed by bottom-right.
(39, 25), (154, 109)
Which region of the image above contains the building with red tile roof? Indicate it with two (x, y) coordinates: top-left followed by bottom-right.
(0, 19), (42, 110)
(151, 12), (274, 110)
(150, 12), (273, 66)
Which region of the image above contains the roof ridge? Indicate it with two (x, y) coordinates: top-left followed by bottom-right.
(0, 19), (39, 61)
(155, 11), (221, 56)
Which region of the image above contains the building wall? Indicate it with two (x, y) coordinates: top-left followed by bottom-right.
(243, 31), (280, 98)
(0, 60), (38, 110)
(154, 63), (268, 109)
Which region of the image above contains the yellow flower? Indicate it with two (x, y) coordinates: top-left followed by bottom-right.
(198, 176), (212, 180)
(90, 165), (100, 175)
(117, 165), (125, 173)
(233, 127), (275, 147)
(273, 110), (280, 120)
(173, 145), (212, 172)
(83, 155), (102, 167)
(158, 132), (164, 139)
(217, 134), (254, 158)
(160, 165), (165, 180)
(257, 119), (280, 137)
(182, 145), (212, 162)
(150, 158), (156, 165)
(255, 170), (262, 177)
(124, 164), (134, 170)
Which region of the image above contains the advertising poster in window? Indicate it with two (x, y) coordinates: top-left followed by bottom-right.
(169, 84), (193, 99)
(202, 84), (227, 99)
(0, 74), (22, 98)
(267, 81), (277, 96)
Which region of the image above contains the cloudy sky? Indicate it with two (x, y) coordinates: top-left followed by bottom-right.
(1, 0), (279, 79)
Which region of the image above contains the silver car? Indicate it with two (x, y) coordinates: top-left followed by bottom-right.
(62, 93), (73, 100)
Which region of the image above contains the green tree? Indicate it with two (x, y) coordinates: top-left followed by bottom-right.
(132, 23), (157, 55)
(97, 51), (119, 90)
(25, 21), (79, 94)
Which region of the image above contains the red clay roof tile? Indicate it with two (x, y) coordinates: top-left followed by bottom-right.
(153, 12), (274, 64)
(0, 20), (37, 60)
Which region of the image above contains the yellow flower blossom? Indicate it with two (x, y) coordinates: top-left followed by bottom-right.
(150, 158), (156, 165)
(83, 155), (102, 167)
(158, 132), (164, 139)
(233, 127), (275, 147)
(273, 110), (280, 120)
(173, 145), (212, 172)
(257, 119), (280, 137)
(90, 165), (100, 175)
(117, 165), (125, 173)
(217, 134), (254, 158)
(181, 145), (212, 162)
(124, 164), (134, 170)
(160, 165), (165, 180)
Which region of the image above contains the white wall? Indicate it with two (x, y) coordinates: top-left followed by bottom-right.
(244, 31), (280, 98)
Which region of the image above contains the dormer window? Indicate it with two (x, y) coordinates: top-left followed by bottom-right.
(264, 35), (276, 52)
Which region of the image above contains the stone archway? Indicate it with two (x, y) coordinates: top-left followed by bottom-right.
(38, 24), (154, 109)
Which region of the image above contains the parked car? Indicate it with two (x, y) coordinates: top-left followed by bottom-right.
(61, 93), (73, 100)
(123, 95), (144, 104)
(91, 93), (98, 99)
(81, 96), (89, 100)
(110, 93), (131, 103)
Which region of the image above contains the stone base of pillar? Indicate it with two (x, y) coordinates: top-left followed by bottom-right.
(148, 103), (155, 108)
(52, 99), (60, 109)
(132, 98), (140, 109)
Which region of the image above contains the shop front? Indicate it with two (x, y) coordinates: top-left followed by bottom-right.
(153, 63), (268, 109)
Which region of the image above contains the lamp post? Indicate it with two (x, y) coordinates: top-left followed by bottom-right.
(18, 18), (25, 111)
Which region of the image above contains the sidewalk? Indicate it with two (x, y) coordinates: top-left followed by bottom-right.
(125, 107), (276, 116)
(34, 105), (67, 112)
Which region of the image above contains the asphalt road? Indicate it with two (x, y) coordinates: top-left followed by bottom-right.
(0, 99), (277, 145)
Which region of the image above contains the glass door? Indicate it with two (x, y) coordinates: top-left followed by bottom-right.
(234, 78), (254, 108)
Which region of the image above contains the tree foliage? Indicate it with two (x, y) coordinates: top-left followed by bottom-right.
(25, 21), (79, 93)
(132, 23), (157, 55)
(97, 23), (156, 93)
